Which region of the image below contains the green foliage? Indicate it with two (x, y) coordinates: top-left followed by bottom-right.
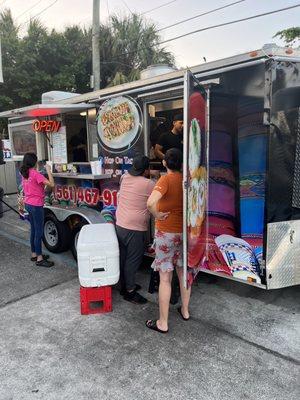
(0, 10), (174, 116)
(274, 27), (300, 45)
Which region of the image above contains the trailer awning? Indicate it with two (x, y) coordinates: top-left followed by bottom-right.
(0, 103), (95, 119)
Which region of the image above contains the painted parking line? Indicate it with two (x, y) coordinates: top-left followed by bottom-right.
(0, 219), (29, 232)
(0, 229), (77, 269)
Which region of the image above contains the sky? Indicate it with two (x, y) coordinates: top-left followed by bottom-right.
(1, 0), (299, 68)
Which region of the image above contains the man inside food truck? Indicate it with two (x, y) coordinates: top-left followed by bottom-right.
(154, 114), (183, 160)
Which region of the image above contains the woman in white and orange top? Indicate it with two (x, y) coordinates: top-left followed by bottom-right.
(146, 148), (191, 333)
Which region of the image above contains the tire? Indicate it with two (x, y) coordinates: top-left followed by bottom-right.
(43, 213), (71, 253)
(71, 223), (87, 260)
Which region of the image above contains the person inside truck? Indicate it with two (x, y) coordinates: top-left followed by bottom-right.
(154, 114), (183, 160)
(116, 155), (155, 304)
(146, 148), (191, 334)
(69, 128), (87, 162)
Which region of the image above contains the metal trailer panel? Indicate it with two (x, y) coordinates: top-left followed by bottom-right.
(0, 103), (96, 119)
(265, 60), (300, 288)
(266, 220), (300, 289)
(56, 47), (300, 105)
(44, 205), (106, 224)
(0, 161), (17, 194)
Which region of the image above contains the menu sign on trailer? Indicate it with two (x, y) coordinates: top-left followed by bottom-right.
(94, 95), (144, 208)
(52, 126), (67, 164)
(97, 95), (142, 154)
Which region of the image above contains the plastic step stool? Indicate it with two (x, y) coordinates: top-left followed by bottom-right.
(80, 286), (112, 315)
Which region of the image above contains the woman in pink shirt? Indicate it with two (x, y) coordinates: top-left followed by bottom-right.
(20, 153), (55, 268)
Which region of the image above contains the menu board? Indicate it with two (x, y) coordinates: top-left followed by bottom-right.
(52, 126), (67, 164)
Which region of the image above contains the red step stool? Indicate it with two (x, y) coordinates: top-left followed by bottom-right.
(80, 286), (112, 315)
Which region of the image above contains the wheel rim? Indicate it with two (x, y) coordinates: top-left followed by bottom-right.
(44, 221), (59, 247)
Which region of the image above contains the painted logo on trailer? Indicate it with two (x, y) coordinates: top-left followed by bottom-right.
(54, 185), (118, 207)
(97, 96), (142, 153)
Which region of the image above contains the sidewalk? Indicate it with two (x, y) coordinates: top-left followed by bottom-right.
(0, 229), (299, 400)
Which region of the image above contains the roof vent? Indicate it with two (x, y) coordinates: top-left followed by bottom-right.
(140, 64), (177, 80)
(41, 91), (81, 104)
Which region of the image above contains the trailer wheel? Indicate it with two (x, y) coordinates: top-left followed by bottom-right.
(43, 213), (71, 253)
(71, 222), (88, 260)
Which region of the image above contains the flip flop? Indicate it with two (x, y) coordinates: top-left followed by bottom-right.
(31, 254), (50, 262)
(177, 307), (190, 321)
(145, 319), (168, 334)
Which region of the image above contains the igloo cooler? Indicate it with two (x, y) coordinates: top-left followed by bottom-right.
(77, 224), (120, 287)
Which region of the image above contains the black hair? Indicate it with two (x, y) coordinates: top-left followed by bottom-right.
(165, 148), (183, 171)
(20, 153), (37, 179)
(173, 113), (183, 122)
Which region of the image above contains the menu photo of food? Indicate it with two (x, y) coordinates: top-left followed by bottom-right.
(187, 118), (207, 236)
(97, 96), (142, 152)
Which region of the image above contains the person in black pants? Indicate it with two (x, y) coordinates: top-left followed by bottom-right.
(115, 155), (155, 304)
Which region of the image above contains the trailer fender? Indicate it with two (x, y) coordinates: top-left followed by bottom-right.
(44, 205), (106, 225)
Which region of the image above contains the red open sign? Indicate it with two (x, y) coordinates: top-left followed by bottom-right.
(32, 119), (61, 133)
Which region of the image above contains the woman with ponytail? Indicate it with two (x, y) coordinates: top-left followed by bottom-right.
(20, 153), (55, 267)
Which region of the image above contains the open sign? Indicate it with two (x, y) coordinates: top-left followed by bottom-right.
(32, 119), (61, 133)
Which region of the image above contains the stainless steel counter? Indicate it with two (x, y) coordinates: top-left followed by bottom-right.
(52, 173), (111, 180)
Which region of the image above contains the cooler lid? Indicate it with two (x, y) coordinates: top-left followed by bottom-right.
(78, 223), (116, 246)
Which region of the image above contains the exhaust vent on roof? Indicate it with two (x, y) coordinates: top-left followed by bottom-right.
(140, 64), (177, 80)
(41, 91), (81, 104)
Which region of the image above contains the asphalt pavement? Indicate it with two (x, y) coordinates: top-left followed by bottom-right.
(0, 194), (299, 400)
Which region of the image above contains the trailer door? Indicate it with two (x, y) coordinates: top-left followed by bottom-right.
(183, 70), (209, 287)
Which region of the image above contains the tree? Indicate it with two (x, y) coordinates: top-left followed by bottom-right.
(274, 27), (300, 46)
(0, 10), (174, 113)
(0, 10), (20, 110)
(105, 14), (174, 86)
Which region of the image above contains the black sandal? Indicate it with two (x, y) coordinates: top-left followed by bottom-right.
(177, 307), (190, 321)
(145, 319), (168, 334)
(36, 259), (54, 268)
(31, 254), (50, 262)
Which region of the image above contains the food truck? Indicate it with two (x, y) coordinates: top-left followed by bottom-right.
(1, 44), (300, 290)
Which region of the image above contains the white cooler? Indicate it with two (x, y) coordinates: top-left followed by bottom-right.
(77, 224), (120, 287)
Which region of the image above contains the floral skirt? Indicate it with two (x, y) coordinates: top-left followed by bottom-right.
(151, 230), (183, 272)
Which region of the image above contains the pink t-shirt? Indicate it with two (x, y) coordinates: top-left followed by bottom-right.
(22, 168), (47, 206)
(116, 174), (155, 232)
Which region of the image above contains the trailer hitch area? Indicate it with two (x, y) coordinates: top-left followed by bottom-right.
(289, 229), (295, 244)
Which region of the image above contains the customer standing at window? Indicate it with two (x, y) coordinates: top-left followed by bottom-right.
(146, 148), (191, 333)
(116, 155), (155, 304)
(20, 153), (55, 268)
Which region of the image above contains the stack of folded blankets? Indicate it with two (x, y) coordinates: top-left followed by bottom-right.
(238, 97), (267, 265)
(209, 96), (236, 238)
